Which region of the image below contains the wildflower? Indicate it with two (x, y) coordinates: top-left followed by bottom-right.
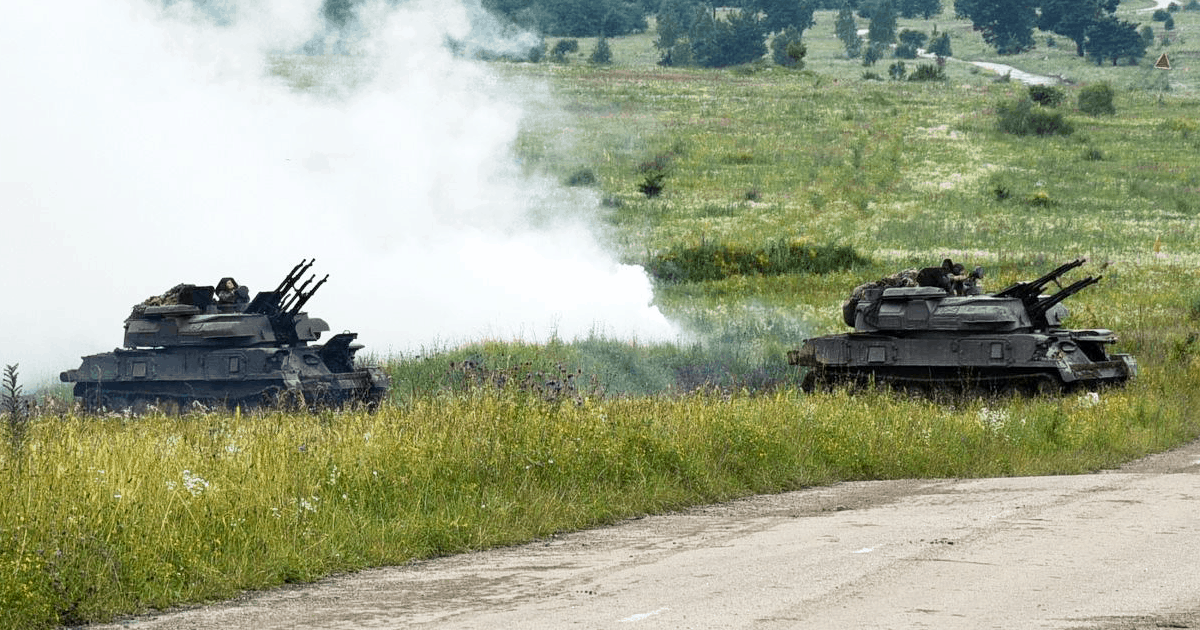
(181, 470), (210, 497)
(298, 496), (319, 513)
(1078, 391), (1100, 407)
(977, 406), (1010, 431)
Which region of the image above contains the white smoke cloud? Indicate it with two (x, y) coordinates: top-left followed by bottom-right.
(0, 0), (676, 383)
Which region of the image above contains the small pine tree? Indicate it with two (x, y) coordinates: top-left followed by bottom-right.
(772, 27), (806, 67)
(590, 37), (613, 64)
(868, 0), (898, 46)
(927, 32), (951, 57)
(863, 41), (885, 66)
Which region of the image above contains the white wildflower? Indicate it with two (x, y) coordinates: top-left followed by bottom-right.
(977, 406), (1010, 430)
(181, 470), (210, 497)
(1078, 391), (1100, 407)
(298, 496), (319, 513)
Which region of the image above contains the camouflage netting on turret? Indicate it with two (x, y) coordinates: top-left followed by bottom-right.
(141, 284), (192, 307)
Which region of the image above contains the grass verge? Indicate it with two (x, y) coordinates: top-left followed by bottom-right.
(3, 356), (1200, 628)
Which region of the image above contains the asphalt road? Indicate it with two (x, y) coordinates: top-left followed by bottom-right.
(98, 438), (1200, 630)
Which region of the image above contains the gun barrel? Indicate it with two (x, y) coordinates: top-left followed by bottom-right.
(994, 258), (1086, 299)
(273, 259), (314, 296)
(1028, 258), (1086, 292)
(289, 274), (329, 316)
(281, 273), (317, 312)
(1029, 275), (1101, 322)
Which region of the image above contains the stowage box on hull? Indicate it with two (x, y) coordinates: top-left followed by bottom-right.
(61, 260), (389, 413)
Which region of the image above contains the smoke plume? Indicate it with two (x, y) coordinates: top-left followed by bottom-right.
(0, 0), (676, 382)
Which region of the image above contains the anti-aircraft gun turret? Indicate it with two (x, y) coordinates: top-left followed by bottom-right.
(789, 259), (1137, 393)
(61, 260), (390, 413)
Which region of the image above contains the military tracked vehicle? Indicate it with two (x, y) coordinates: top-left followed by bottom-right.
(788, 259), (1137, 393)
(61, 260), (389, 413)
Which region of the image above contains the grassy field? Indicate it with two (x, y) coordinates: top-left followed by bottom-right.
(5, 4), (1200, 628)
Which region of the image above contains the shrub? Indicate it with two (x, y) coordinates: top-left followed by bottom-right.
(996, 98), (1074, 136)
(862, 71), (884, 80)
(589, 37), (612, 64)
(888, 61), (907, 80)
(1028, 84), (1065, 107)
(907, 63), (945, 81)
(565, 167), (597, 187)
(987, 173), (1014, 201)
(550, 39), (579, 62)
(898, 29), (928, 49)
(1152, 8), (1170, 20)
(638, 172), (665, 197)
(645, 240), (870, 283)
(1078, 83), (1116, 116)
(771, 27), (806, 68)
(927, 32), (951, 58)
(862, 41), (884, 66)
(528, 42), (546, 62)
(1025, 190), (1056, 207)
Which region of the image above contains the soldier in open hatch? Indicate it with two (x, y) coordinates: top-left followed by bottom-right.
(215, 277), (250, 306)
(915, 258), (983, 296)
(842, 259), (984, 326)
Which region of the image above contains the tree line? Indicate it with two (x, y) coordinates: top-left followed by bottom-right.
(313, 0), (1158, 66)
(954, 0), (1155, 64)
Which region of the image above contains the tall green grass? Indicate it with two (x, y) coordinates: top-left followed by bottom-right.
(4, 361), (1199, 628)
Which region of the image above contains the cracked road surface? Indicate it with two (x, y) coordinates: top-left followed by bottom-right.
(99, 439), (1200, 630)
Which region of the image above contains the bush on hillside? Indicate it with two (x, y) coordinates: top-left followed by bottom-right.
(1078, 83), (1116, 116)
(1028, 84), (1065, 107)
(645, 240), (870, 283)
(996, 98), (1074, 136)
(907, 63), (945, 81)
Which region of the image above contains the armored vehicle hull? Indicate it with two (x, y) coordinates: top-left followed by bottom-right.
(61, 260), (389, 413)
(790, 330), (1136, 393)
(790, 259), (1137, 394)
(62, 335), (389, 413)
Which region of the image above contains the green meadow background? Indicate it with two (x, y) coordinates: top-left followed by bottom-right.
(5, 3), (1200, 627)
